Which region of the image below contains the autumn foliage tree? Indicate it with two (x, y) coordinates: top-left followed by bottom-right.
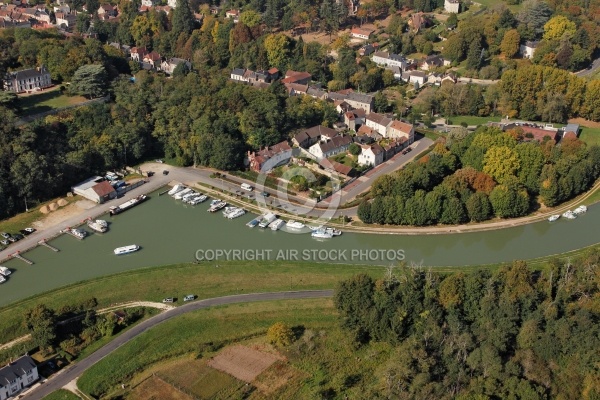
(267, 322), (295, 347)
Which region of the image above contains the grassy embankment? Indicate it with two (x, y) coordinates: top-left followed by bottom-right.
(579, 126), (600, 147)
(0, 196), (74, 237)
(42, 389), (81, 400)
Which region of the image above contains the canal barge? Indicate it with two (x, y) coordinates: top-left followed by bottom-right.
(109, 195), (148, 215)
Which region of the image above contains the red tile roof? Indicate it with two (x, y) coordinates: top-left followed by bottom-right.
(92, 181), (116, 197)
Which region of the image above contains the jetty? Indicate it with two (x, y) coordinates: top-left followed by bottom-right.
(12, 252), (33, 265)
(38, 240), (59, 252)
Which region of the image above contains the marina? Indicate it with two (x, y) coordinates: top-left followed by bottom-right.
(109, 194), (148, 215)
(38, 240), (59, 252)
(0, 187), (598, 307)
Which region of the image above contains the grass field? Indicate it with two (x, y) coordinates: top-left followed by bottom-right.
(447, 115), (501, 126)
(579, 127), (600, 146)
(0, 261), (385, 343)
(18, 87), (87, 116)
(0, 196), (73, 239)
(473, 0), (523, 12)
(77, 298), (337, 398)
(42, 389), (80, 400)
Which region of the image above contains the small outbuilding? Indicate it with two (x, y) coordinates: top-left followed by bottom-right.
(71, 176), (117, 204)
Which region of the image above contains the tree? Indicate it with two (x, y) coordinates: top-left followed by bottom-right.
(171, 0), (194, 37)
(517, 0), (553, 38)
(501, 29), (521, 58)
(374, 91), (388, 113)
(466, 40), (482, 70)
(320, 0), (340, 41)
(264, 34), (291, 70)
(239, 10), (262, 28)
(543, 15), (576, 41)
(466, 191), (492, 222)
(70, 64), (108, 99)
(349, 143), (361, 156)
(267, 322), (295, 347)
(489, 179), (529, 218)
(24, 304), (56, 350)
(357, 200), (372, 223)
(483, 146), (520, 184)
(447, 13), (458, 30)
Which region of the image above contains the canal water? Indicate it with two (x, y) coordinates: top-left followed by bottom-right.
(1, 190), (599, 306)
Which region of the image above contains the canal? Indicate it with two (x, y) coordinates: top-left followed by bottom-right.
(1, 189), (599, 306)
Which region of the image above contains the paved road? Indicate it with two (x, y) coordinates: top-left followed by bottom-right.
(21, 290), (334, 399)
(457, 77), (499, 85)
(576, 57), (600, 77)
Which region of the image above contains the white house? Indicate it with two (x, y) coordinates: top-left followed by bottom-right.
(402, 71), (427, 85)
(365, 112), (392, 136)
(387, 120), (415, 143)
(520, 41), (539, 59)
(358, 143), (384, 167)
(351, 27), (374, 40)
(161, 58), (190, 75)
(308, 135), (352, 160)
(0, 355), (39, 400)
(3, 66), (52, 93)
(344, 92), (374, 114)
(421, 54), (451, 71)
(372, 51), (409, 70)
(444, 0), (460, 13)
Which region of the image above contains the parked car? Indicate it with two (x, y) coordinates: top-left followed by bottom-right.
(0, 232), (9, 239)
(183, 294), (195, 302)
(163, 170), (169, 175)
(162, 298), (174, 303)
(0, 240), (9, 246)
(24, 227), (36, 233)
(261, 191), (270, 197)
(12, 234), (24, 241)
(7, 237), (17, 243)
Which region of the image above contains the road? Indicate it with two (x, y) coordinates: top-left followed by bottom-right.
(457, 77), (499, 85)
(21, 290), (334, 399)
(575, 57), (600, 77)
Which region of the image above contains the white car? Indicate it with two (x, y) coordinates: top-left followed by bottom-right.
(0, 232), (9, 239)
(183, 295), (195, 302)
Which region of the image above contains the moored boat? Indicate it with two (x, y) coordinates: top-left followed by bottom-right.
(0, 275), (5, 284)
(247, 216), (261, 228)
(208, 201), (227, 212)
(70, 228), (87, 239)
(311, 228), (333, 239)
(226, 208), (246, 219)
(325, 227), (342, 236)
(269, 219), (285, 231)
(548, 214), (560, 222)
(0, 266), (11, 276)
(562, 210), (577, 220)
(168, 184), (185, 196)
(87, 220), (108, 233)
(174, 188), (192, 200)
(96, 219), (108, 228)
(574, 205), (587, 214)
(259, 213), (276, 228)
(286, 220), (305, 230)
(114, 244), (140, 255)
(109, 195), (148, 215)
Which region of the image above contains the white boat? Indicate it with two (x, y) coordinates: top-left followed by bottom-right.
(562, 211), (577, 220)
(174, 188), (192, 200)
(270, 219), (285, 231)
(286, 220), (305, 230)
(195, 195), (208, 203)
(574, 205), (587, 214)
(259, 213), (277, 228)
(114, 245), (140, 255)
(226, 208), (246, 219)
(208, 201), (227, 212)
(311, 229), (333, 239)
(96, 220), (108, 228)
(548, 214), (560, 222)
(168, 184), (185, 196)
(325, 227), (342, 236)
(0, 275), (5, 284)
(87, 220), (107, 233)
(182, 192), (199, 202)
(0, 266), (11, 276)
(70, 228), (87, 239)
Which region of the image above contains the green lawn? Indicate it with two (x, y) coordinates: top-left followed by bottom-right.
(0, 261), (385, 343)
(579, 127), (600, 146)
(447, 115), (501, 126)
(18, 87), (87, 116)
(0, 196), (73, 238)
(472, 0), (523, 12)
(42, 389), (81, 400)
(77, 298), (337, 398)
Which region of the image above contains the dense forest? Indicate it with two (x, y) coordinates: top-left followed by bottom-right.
(334, 248), (600, 399)
(359, 126), (600, 225)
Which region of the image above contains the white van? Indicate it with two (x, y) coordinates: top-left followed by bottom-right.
(241, 183), (253, 192)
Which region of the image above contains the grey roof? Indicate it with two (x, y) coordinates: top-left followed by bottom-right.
(564, 123), (580, 134)
(327, 92), (347, 102)
(0, 356), (37, 386)
(524, 41), (539, 48)
(231, 68), (245, 76)
(346, 92), (374, 104)
(8, 66), (49, 80)
(317, 135), (352, 153)
(307, 86), (327, 98)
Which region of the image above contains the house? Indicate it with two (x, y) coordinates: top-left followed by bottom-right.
(308, 134), (352, 160)
(444, 0), (460, 13)
(365, 112), (392, 136)
(143, 51), (161, 68)
(3, 65), (51, 93)
(560, 123), (580, 139)
(225, 9), (239, 19)
(247, 141), (293, 172)
(282, 70), (311, 85)
(358, 43), (378, 56)
(372, 51), (409, 70)
(307, 86), (328, 100)
(387, 120), (415, 143)
(293, 125), (338, 148)
(402, 70), (427, 85)
(344, 108), (366, 131)
(319, 159), (356, 177)
(421, 54), (450, 70)
(344, 92), (374, 113)
(384, 137), (407, 159)
(130, 47), (148, 62)
(441, 72), (457, 84)
(284, 83), (309, 96)
(334, 100), (353, 115)
(357, 124), (381, 140)
(351, 27), (374, 40)
(55, 11), (76, 28)
(53, 4), (70, 13)
(0, 355), (39, 400)
(520, 41), (539, 59)
(410, 12), (427, 32)
(72, 177), (117, 203)
(230, 68), (246, 82)
(358, 143), (384, 167)
(161, 58), (190, 75)
(489, 122), (558, 143)
(98, 3), (116, 16)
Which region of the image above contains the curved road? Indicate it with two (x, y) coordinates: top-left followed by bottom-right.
(22, 290), (334, 399)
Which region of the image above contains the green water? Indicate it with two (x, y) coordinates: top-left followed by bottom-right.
(1, 190), (599, 306)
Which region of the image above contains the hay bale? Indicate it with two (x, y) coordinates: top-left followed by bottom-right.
(66, 192), (73, 197)
(57, 199), (68, 207)
(49, 202), (58, 211)
(40, 205), (50, 214)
